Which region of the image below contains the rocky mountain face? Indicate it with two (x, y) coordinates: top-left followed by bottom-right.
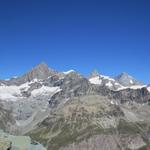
(0, 63), (150, 150)
(0, 63), (59, 86)
(0, 130), (46, 150)
(0, 104), (16, 133)
(115, 72), (142, 86)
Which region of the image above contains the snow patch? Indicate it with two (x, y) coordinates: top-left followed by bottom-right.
(31, 86), (61, 97)
(130, 85), (147, 89)
(115, 83), (119, 85)
(147, 87), (150, 92)
(63, 70), (75, 74)
(89, 76), (102, 85)
(106, 81), (113, 87)
(130, 79), (133, 84)
(100, 75), (115, 81)
(110, 100), (115, 105)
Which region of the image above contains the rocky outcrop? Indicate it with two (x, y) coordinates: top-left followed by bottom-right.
(0, 130), (46, 150)
(0, 138), (11, 150)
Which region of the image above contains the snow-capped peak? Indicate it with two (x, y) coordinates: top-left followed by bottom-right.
(89, 73), (124, 90)
(89, 70), (100, 78)
(89, 71), (145, 91)
(31, 86), (61, 97)
(115, 72), (142, 87)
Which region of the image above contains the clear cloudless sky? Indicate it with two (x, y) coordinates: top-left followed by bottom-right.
(0, 0), (150, 83)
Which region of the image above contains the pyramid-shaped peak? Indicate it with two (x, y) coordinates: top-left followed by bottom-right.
(119, 72), (130, 77)
(4, 62), (59, 85)
(89, 69), (100, 78)
(19, 62), (57, 82)
(34, 62), (49, 70)
(115, 72), (141, 86)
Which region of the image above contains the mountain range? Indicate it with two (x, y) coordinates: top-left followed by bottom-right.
(0, 62), (150, 150)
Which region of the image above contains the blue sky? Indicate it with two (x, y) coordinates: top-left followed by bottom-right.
(0, 0), (150, 83)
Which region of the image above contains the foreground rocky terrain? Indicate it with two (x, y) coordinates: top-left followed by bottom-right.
(0, 130), (46, 150)
(0, 63), (150, 150)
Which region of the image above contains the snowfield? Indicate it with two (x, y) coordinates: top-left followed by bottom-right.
(0, 79), (61, 101)
(89, 76), (102, 85)
(100, 75), (115, 81)
(147, 87), (150, 92)
(0, 83), (30, 101)
(31, 86), (61, 97)
(0, 85), (21, 101)
(106, 81), (113, 87)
